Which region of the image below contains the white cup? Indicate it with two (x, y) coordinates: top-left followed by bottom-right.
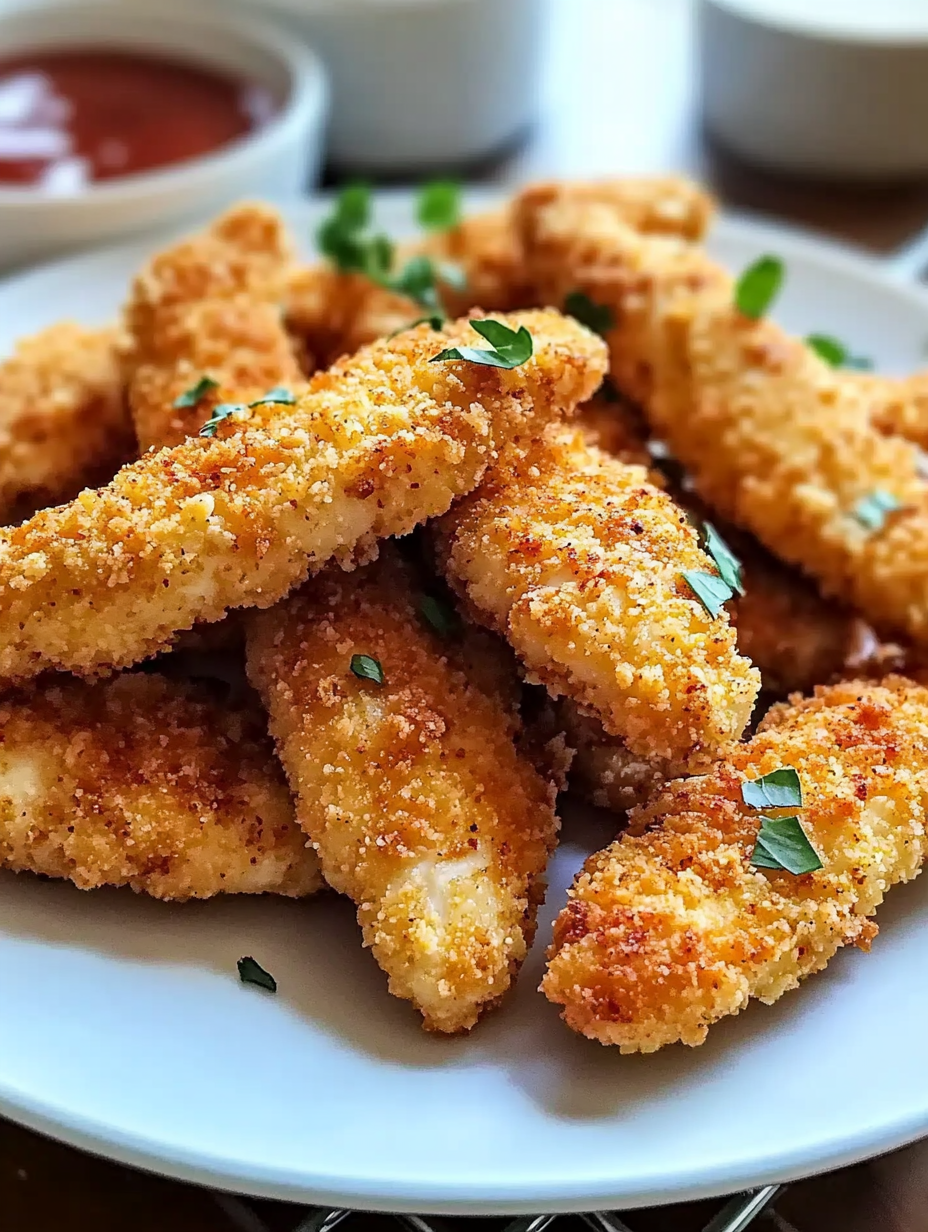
(240, 0), (545, 172)
(698, 0), (928, 178)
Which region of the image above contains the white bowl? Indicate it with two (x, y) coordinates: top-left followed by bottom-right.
(698, 0), (928, 178)
(0, 0), (329, 269)
(243, 0), (544, 172)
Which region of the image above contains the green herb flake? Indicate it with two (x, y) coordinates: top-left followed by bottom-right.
(250, 387), (296, 407)
(419, 594), (459, 638)
(852, 489), (903, 532)
(391, 253), (442, 312)
(741, 767), (802, 810)
(417, 180), (461, 232)
(701, 523), (744, 596)
(564, 290), (615, 338)
(431, 319), (534, 370)
(734, 255), (784, 320)
(681, 569), (735, 618)
(750, 816), (823, 875)
(388, 315), (445, 339)
(199, 403), (248, 438)
(350, 654), (385, 686)
(237, 956), (277, 993)
(174, 375), (218, 409)
(806, 334), (873, 370)
(806, 333), (846, 367)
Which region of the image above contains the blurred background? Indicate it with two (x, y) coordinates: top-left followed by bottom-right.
(3, 0), (928, 1227)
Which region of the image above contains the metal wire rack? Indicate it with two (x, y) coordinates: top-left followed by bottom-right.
(217, 1183), (798, 1232)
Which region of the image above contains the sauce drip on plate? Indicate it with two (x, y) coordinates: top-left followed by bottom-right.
(0, 50), (277, 192)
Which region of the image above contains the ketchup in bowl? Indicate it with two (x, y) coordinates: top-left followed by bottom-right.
(0, 50), (278, 191)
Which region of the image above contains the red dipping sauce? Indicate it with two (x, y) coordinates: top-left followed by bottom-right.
(0, 50), (278, 191)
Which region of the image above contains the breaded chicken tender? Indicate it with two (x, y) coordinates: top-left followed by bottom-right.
(124, 204), (303, 449)
(435, 421), (759, 766)
(0, 672), (320, 900)
(0, 310), (605, 684)
(544, 676), (928, 1051)
(518, 197), (928, 647)
(246, 552), (558, 1033)
(0, 323), (134, 521)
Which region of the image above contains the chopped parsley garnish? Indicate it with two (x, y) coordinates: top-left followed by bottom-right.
(199, 403), (247, 438)
(564, 291), (615, 338)
(734, 255), (784, 320)
(316, 184), (455, 319)
(249, 387), (296, 407)
(198, 388), (296, 437)
(419, 594), (459, 638)
(417, 179), (461, 232)
(174, 375), (218, 409)
(749, 816), (822, 875)
(682, 569), (735, 618)
(388, 315), (445, 339)
(742, 767), (802, 810)
(350, 654), (385, 685)
(237, 956), (277, 993)
(701, 523), (744, 596)
(431, 319), (533, 369)
(390, 253), (443, 313)
(852, 489), (903, 532)
(806, 333), (873, 370)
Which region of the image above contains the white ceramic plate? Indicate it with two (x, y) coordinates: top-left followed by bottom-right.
(1, 193), (928, 1217)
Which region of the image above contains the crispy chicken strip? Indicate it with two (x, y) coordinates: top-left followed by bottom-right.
(125, 204), (303, 450)
(0, 323), (134, 521)
(246, 552), (558, 1033)
(518, 196), (928, 647)
(0, 672), (320, 901)
(285, 176), (716, 370)
(544, 676), (928, 1051)
(0, 310), (605, 684)
(561, 395), (901, 811)
(435, 420), (759, 766)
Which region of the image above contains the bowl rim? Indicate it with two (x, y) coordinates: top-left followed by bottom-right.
(0, 0), (329, 208)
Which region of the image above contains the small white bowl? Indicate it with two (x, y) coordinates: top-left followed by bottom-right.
(698, 0), (928, 178)
(0, 0), (329, 269)
(244, 0), (544, 172)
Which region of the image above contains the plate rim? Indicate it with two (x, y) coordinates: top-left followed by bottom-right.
(1, 191), (928, 1215)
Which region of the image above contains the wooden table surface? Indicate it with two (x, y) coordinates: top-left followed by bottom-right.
(5, 1), (928, 1228)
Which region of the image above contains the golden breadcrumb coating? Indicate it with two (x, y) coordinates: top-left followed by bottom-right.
(0, 323), (134, 521)
(0, 309), (605, 684)
(518, 197), (928, 647)
(544, 676), (928, 1051)
(551, 695), (668, 812)
(436, 421), (759, 765)
(865, 369), (928, 450)
(246, 552), (559, 1033)
(514, 176), (715, 251)
(124, 204), (302, 450)
(0, 672), (320, 901)
(285, 264), (418, 371)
